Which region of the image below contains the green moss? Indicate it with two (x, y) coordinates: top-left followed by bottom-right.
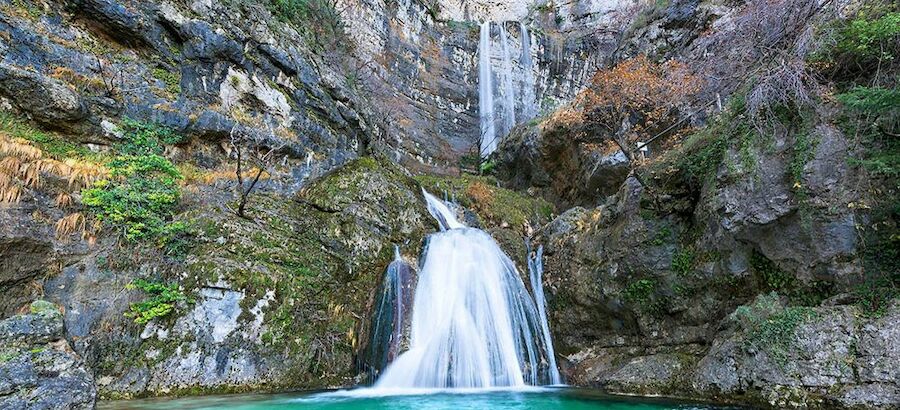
(151, 68), (181, 97)
(0, 111), (92, 159)
(0, 349), (19, 364)
(28, 300), (58, 315)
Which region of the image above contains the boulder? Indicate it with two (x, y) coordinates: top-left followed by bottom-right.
(0, 301), (97, 410)
(0, 63), (88, 130)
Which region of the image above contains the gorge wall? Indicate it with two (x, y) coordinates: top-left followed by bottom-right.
(0, 0), (897, 409)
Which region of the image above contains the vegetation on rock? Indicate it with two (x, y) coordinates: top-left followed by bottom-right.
(82, 119), (186, 244)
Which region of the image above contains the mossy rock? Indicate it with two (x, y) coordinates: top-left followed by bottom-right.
(414, 174), (555, 232)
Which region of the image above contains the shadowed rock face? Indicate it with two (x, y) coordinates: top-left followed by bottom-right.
(0, 300), (97, 410)
(0, 238), (52, 318)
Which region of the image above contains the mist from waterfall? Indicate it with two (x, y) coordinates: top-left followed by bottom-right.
(478, 21), (497, 158)
(520, 23), (538, 121)
(498, 24), (516, 137)
(373, 191), (561, 389)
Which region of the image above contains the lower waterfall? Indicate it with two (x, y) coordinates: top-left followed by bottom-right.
(372, 191), (561, 389)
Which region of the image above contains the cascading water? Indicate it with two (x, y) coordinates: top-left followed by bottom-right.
(364, 246), (417, 380)
(519, 22), (538, 121)
(373, 191), (561, 389)
(478, 21), (497, 158)
(527, 245), (561, 385)
(498, 24), (517, 137)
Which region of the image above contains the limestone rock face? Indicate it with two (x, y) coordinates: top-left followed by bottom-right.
(0, 301), (97, 410)
(0, 63), (89, 130)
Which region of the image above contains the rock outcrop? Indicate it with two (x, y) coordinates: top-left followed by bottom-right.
(0, 300), (97, 410)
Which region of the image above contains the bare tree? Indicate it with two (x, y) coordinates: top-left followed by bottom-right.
(229, 126), (285, 219)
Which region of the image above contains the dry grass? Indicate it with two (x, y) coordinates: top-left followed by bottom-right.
(1, 130), (107, 244)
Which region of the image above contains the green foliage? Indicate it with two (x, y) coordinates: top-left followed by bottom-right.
(479, 159), (496, 175)
(833, 11), (900, 60)
(838, 86), (900, 114)
(125, 279), (190, 324)
(750, 251), (795, 291)
(151, 68), (181, 96)
(838, 86), (900, 178)
(733, 293), (816, 365)
(82, 120), (185, 244)
(671, 248), (696, 276)
(749, 251), (836, 306)
(853, 277), (898, 318)
(268, 0), (348, 53)
(813, 5), (900, 82)
(0, 111), (90, 159)
(623, 279), (665, 315)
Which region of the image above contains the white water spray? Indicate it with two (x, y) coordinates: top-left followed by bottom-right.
(519, 22), (538, 121)
(478, 22), (497, 158)
(374, 191), (561, 389)
(498, 24), (516, 136)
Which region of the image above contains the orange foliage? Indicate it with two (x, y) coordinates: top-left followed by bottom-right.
(575, 55), (701, 152)
(465, 181), (495, 215)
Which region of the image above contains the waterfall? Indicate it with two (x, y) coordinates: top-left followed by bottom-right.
(527, 245), (561, 385)
(478, 22), (497, 158)
(365, 246), (417, 380)
(374, 191), (560, 389)
(498, 24), (516, 137)
(520, 23), (538, 121)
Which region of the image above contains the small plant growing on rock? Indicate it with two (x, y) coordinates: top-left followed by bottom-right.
(732, 292), (816, 366)
(228, 127), (285, 219)
(125, 279), (190, 324)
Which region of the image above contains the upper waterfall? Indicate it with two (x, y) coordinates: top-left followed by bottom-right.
(478, 21), (497, 158)
(478, 21), (539, 158)
(499, 24), (517, 137)
(520, 22), (538, 121)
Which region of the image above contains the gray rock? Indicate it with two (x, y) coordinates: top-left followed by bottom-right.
(0, 63), (88, 130)
(0, 301), (96, 410)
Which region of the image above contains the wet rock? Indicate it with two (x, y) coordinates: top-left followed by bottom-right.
(495, 123), (631, 209)
(0, 301), (97, 410)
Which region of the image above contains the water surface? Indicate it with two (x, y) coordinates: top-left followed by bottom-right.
(100, 388), (741, 410)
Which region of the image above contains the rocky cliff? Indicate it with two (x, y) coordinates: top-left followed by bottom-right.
(0, 0), (897, 408)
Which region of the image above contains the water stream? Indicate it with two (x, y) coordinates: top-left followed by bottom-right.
(498, 23), (517, 137)
(372, 191), (560, 389)
(478, 21), (497, 158)
(519, 22), (538, 121)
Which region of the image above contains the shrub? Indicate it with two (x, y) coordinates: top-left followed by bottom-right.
(82, 120), (185, 244)
(125, 279), (190, 324)
(814, 4), (900, 82)
(576, 55), (701, 158)
(733, 292), (816, 365)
